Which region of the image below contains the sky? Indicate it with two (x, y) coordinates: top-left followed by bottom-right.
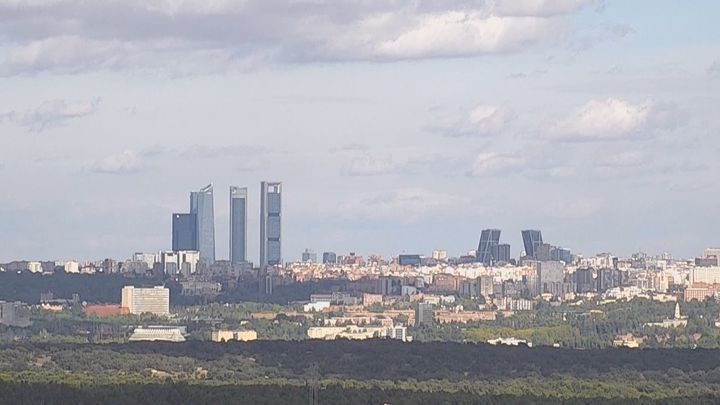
(1, 0), (719, 263)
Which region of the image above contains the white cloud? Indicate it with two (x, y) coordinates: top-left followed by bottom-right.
(331, 188), (470, 222)
(431, 104), (514, 137)
(91, 150), (143, 174)
(548, 98), (681, 142)
(0, 0), (597, 74)
(493, 0), (597, 17)
(369, 13), (557, 60)
(598, 150), (646, 168)
(470, 152), (525, 176)
(344, 154), (396, 176)
(707, 59), (720, 77)
(541, 198), (606, 219)
(1, 98), (100, 132)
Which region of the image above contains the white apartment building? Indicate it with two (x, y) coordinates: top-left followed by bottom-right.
(121, 286), (170, 316)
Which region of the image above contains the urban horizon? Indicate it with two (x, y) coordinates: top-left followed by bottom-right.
(0, 176), (714, 264)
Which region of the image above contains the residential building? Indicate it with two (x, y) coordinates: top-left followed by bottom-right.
(691, 267), (720, 285)
(415, 302), (434, 326)
(259, 181), (282, 269)
(156, 250), (199, 275)
(190, 184), (215, 265)
(211, 329), (258, 342)
(575, 268), (594, 293)
(26, 261), (42, 273)
(432, 250), (448, 261)
(121, 286), (170, 316)
(538, 261), (565, 296)
(229, 186), (248, 264)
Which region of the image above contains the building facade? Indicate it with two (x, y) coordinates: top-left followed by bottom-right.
(121, 286), (170, 316)
(322, 252), (337, 264)
(521, 230), (543, 259)
(476, 229), (501, 265)
(190, 184), (215, 265)
(172, 213), (197, 252)
(229, 186), (248, 264)
(259, 181), (282, 269)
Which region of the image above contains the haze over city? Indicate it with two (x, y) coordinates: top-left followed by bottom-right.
(1, 0), (719, 263)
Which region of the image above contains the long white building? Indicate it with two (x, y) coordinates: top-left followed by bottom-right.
(121, 286), (170, 316)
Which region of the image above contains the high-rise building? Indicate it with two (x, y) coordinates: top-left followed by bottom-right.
(172, 213), (197, 252)
(551, 247), (573, 264)
(491, 243), (511, 263)
(259, 181), (282, 269)
(322, 252), (337, 264)
(597, 268), (626, 292)
(575, 268), (594, 293)
(521, 230), (543, 259)
(121, 286), (170, 316)
(301, 249), (317, 263)
(415, 302), (434, 326)
(537, 261), (565, 296)
(476, 229), (501, 265)
(190, 184), (215, 265)
(229, 186), (248, 264)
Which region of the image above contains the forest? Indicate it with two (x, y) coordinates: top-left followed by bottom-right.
(1, 340), (720, 404)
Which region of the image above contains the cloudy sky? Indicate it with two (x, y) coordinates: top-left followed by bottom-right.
(1, 0), (719, 263)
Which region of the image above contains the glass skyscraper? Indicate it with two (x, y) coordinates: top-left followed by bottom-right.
(476, 228), (501, 265)
(190, 184), (215, 265)
(172, 213), (197, 251)
(521, 229), (543, 259)
(229, 186), (248, 264)
(259, 181), (282, 269)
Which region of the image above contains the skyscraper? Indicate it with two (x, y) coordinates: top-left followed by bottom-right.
(476, 229), (501, 265)
(190, 184), (215, 265)
(229, 186), (248, 264)
(521, 230), (543, 259)
(259, 181), (282, 269)
(172, 213), (197, 251)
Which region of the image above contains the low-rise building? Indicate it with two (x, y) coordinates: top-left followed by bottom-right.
(211, 329), (258, 342)
(129, 326), (186, 342)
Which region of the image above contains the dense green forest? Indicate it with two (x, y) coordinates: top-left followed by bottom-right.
(1, 341), (720, 404)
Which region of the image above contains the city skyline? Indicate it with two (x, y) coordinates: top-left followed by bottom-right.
(1, 1), (719, 262)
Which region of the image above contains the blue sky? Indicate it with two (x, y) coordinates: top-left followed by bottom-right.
(1, 0), (719, 262)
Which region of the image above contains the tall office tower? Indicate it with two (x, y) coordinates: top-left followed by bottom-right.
(476, 229), (501, 265)
(521, 230), (543, 259)
(172, 213), (197, 251)
(190, 184), (215, 265)
(229, 186), (248, 264)
(259, 181), (282, 269)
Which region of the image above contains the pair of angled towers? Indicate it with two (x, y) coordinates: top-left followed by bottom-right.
(172, 182), (282, 269)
